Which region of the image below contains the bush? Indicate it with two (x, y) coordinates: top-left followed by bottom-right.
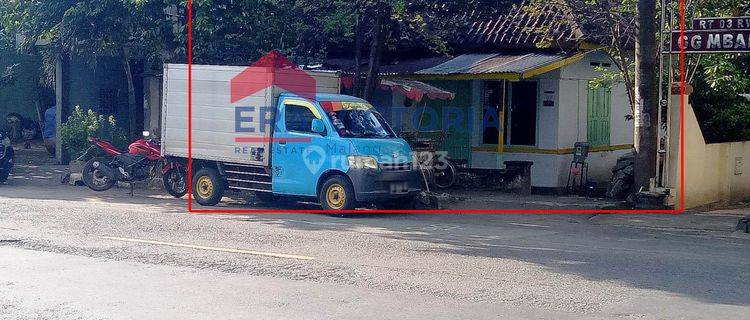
(691, 54), (750, 143)
(692, 92), (750, 143)
(59, 106), (128, 160)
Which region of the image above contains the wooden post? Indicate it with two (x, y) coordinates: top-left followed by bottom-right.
(633, 0), (659, 191)
(55, 55), (70, 165)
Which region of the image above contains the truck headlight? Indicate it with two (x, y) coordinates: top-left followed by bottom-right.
(348, 156), (379, 170)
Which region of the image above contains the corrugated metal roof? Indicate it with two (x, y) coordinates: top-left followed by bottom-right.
(322, 57), (453, 75)
(414, 54), (497, 75)
(415, 53), (570, 75)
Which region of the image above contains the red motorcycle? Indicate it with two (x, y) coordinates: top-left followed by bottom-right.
(80, 131), (188, 197)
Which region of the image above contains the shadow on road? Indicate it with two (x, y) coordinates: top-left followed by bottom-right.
(239, 212), (750, 307)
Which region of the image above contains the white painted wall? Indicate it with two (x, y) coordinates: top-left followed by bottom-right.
(554, 50), (635, 186)
(535, 77), (560, 149)
(556, 79), (586, 146)
(668, 94), (750, 208)
(558, 50), (634, 148)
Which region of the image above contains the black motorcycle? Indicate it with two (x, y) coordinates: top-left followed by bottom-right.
(0, 132), (14, 183)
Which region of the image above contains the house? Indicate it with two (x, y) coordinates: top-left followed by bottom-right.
(343, 2), (635, 192)
(51, 54), (148, 163)
(0, 33), (149, 163)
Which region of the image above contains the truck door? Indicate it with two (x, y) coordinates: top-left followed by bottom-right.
(272, 99), (330, 196)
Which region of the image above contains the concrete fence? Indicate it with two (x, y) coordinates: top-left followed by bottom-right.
(668, 93), (750, 209)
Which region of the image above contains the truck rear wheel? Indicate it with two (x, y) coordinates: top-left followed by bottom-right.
(319, 175), (356, 211)
(192, 167), (225, 206)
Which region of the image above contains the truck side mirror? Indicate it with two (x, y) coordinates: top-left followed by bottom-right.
(311, 119), (326, 135)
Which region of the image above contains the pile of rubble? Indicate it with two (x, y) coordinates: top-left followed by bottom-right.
(606, 152), (635, 199)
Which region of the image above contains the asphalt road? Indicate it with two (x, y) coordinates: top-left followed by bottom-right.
(1, 172), (749, 319)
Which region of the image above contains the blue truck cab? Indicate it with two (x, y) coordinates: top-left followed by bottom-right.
(269, 93), (422, 210)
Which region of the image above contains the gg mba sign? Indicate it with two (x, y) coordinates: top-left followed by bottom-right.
(668, 17), (750, 53)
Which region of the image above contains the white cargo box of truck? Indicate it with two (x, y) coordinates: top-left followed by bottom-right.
(161, 63), (340, 167)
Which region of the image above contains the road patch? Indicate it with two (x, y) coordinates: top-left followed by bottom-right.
(100, 236), (314, 260)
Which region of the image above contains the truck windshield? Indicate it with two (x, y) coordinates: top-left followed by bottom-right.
(323, 103), (396, 138)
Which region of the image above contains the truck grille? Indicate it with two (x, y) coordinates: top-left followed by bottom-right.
(380, 162), (412, 172)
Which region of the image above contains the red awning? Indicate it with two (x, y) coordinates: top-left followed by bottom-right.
(378, 79), (455, 102)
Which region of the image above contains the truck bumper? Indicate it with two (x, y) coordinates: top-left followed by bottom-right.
(347, 168), (422, 203)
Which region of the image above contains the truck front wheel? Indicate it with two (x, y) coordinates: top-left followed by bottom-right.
(192, 167), (225, 206)
(319, 175), (356, 211)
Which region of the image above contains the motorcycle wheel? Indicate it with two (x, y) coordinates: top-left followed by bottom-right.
(419, 166), (435, 190)
(163, 166), (188, 198)
(433, 159), (457, 189)
(82, 157), (116, 192)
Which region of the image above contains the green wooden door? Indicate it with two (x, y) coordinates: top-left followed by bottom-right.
(587, 84), (611, 147)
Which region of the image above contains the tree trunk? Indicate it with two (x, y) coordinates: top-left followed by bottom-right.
(633, 0), (659, 191)
(353, 13), (363, 97)
(120, 46), (138, 139)
(363, 9), (384, 102)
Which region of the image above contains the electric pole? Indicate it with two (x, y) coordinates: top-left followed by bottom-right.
(634, 0), (659, 191)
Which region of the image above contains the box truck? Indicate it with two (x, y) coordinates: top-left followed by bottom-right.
(161, 64), (422, 210)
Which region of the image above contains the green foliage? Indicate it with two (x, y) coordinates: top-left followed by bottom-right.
(522, 0), (637, 110)
(185, 0), (510, 65)
(696, 54), (750, 96)
(0, 12), (18, 88)
(0, 63), (18, 88)
(692, 71), (750, 143)
(59, 106), (128, 160)
(589, 64), (630, 89)
(693, 96), (750, 143)
(2, 0), (178, 83)
(685, 0), (750, 143)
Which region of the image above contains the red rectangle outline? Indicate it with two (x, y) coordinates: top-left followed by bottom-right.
(185, 0), (686, 214)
